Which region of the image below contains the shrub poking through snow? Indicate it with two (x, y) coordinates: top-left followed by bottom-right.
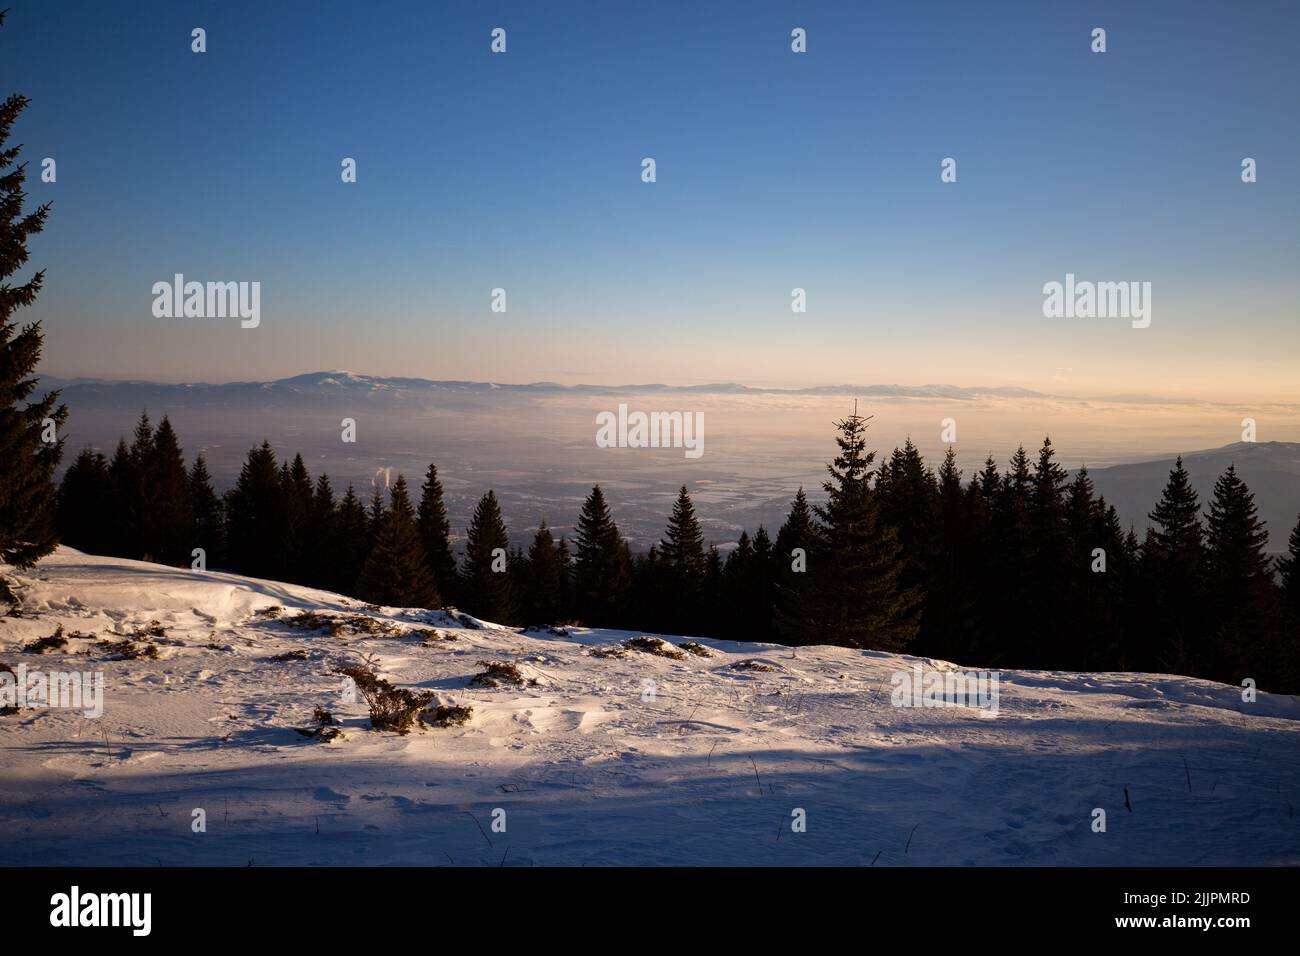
(336, 664), (433, 735)
(99, 638), (159, 660)
(269, 648), (310, 662)
(283, 611), (404, 637)
(296, 706), (342, 741)
(133, 620), (167, 638)
(423, 703), (473, 727)
(731, 659), (774, 672)
(24, 626), (68, 654)
(678, 641), (713, 658)
(470, 660), (528, 687)
(420, 628), (457, 645)
(255, 605), (283, 619)
(623, 636), (685, 660)
(586, 644), (626, 659)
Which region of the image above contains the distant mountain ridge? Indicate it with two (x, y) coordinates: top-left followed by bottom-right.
(41, 370), (1051, 403)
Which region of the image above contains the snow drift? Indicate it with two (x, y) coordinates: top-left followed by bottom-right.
(1, 548), (1297, 866)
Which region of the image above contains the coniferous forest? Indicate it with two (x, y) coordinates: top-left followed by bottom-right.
(54, 409), (1300, 694)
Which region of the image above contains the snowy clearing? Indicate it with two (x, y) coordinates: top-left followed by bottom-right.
(1, 548), (1298, 866)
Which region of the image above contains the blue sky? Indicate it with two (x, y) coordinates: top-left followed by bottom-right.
(5, 0), (1298, 398)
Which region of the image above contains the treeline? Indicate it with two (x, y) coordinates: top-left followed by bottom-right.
(56, 410), (1300, 692)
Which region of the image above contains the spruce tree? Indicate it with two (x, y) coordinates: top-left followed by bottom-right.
(150, 416), (193, 566)
(1205, 465), (1276, 679)
(188, 453), (224, 569)
(1143, 456), (1208, 674)
(416, 462), (458, 606)
(805, 408), (918, 650)
(921, 446), (981, 661)
(224, 441), (284, 580)
(660, 484), (706, 630)
(357, 475), (438, 608)
(0, 57), (65, 573)
(519, 521), (561, 625)
(126, 412), (156, 559)
(460, 489), (512, 622)
(333, 484), (369, 595)
(57, 448), (113, 556)
(1025, 438), (1069, 666)
(107, 438), (134, 557)
(573, 484), (630, 626)
(554, 535), (575, 623)
(278, 453), (313, 582)
(773, 487), (816, 644)
(306, 473), (336, 588)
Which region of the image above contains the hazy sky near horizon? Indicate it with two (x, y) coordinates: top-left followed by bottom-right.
(6, 0), (1298, 401)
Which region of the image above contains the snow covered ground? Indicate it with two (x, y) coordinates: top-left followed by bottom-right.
(2, 548), (1298, 866)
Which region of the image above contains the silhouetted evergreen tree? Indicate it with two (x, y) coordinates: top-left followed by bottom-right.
(554, 535), (575, 623)
(573, 485), (629, 626)
(277, 453), (313, 582)
(357, 475), (437, 608)
(127, 412), (156, 559)
(1205, 465), (1276, 681)
(660, 485), (705, 631)
(920, 446), (982, 662)
(460, 490), (511, 622)
(0, 62), (65, 573)
(225, 442), (284, 580)
(416, 462), (458, 606)
(519, 521), (561, 625)
(57, 449), (113, 556)
(773, 487), (816, 644)
(188, 454), (224, 568)
(333, 484), (369, 595)
(802, 408), (918, 650)
(305, 473), (336, 586)
(150, 416), (192, 566)
(107, 438), (133, 557)
(1141, 456), (1208, 674)
(1025, 438), (1069, 666)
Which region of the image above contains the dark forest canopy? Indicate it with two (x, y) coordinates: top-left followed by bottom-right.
(55, 408), (1300, 694)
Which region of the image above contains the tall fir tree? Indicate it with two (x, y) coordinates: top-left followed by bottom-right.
(224, 441), (284, 580)
(1142, 456), (1208, 674)
(333, 484), (370, 595)
(1205, 465), (1276, 680)
(187, 453), (224, 568)
(150, 416), (193, 566)
(519, 521), (561, 625)
(57, 448), (113, 556)
(803, 408), (918, 650)
(357, 475), (438, 608)
(416, 462), (458, 606)
(0, 52), (65, 575)
(659, 484), (706, 631)
(773, 487), (816, 644)
(573, 484), (630, 626)
(125, 411), (156, 559)
(460, 489), (512, 622)
(305, 473), (336, 587)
